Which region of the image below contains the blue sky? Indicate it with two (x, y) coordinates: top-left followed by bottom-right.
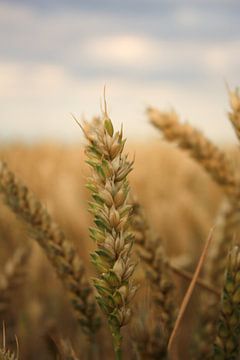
(0, 0), (240, 143)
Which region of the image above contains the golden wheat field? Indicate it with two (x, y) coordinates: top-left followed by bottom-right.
(1, 90), (240, 360)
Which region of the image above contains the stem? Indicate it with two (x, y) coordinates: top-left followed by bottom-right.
(111, 327), (122, 360)
(114, 347), (122, 360)
(88, 335), (98, 360)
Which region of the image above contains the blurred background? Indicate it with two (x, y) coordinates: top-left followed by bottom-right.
(0, 0), (240, 143)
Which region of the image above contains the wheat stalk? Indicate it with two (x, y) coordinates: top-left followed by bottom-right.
(0, 161), (100, 337)
(81, 109), (137, 359)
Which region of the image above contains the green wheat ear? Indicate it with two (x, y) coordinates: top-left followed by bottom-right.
(82, 113), (138, 359)
(210, 245), (240, 359)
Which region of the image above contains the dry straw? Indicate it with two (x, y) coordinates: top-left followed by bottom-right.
(81, 108), (137, 359)
(0, 161), (100, 337)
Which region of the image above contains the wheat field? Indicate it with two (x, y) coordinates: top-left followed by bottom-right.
(0, 89), (240, 359)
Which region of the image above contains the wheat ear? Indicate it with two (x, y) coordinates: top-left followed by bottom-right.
(210, 245), (240, 359)
(131, 197), (176, 358)
(148, 107), (236, 196)
(228, 88), (240, 141)
(0, 246), (30, 315)
(82, 111), (137, 359)
(0, 161), (100, 336)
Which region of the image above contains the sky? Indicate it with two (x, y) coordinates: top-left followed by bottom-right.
(0, 0), (240, 143)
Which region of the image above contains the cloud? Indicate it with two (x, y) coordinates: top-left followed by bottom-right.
(83, 35), (158, 68)
(0, 60), (237, 145)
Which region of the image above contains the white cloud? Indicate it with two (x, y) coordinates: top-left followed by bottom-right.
(84, 35), (158, 68)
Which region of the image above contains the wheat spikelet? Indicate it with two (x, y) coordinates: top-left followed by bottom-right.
(131, 197), (176, 359)
(148, 107), (236, 196)
(0, 246), (30, 315)
(228, 88), (240, 141)
(82, 110), (137, 358)
(0, 161), (100, 336)
(209, 245), (240, 359)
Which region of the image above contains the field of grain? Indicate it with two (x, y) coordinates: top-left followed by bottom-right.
(0, 89), (240, 359)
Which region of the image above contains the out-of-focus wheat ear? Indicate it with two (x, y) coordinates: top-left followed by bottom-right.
(209, 245), (240, 359)
(147, 107), (236, 197)
(0, 161), (101, 337)
(131, 197), (176, 358)
(131, 298), (168, 360)
(82, 112), (137, 359)
(0, 246), (30, 316)
(228, 88), (240, 141)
